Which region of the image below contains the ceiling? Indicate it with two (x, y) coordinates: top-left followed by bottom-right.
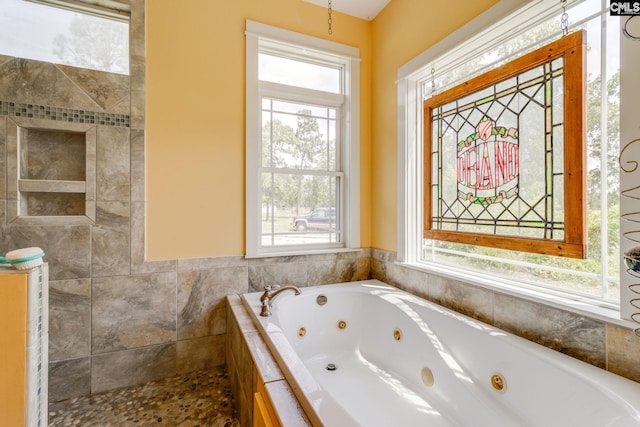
(31, 0), (391, 22)
(304, 0), (391, 21)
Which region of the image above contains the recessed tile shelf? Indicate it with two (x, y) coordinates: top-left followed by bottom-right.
(18, 179), (86, 193)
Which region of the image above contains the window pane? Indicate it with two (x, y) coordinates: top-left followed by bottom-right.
(420, 5), (620, 302)
(261, 98), (338, 171)
(423, 240), (617, 300)
(259, 53), (340, 93)
(261, 173), (340, 247)
(0, 0), (129, 74)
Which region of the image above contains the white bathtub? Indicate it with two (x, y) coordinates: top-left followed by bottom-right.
(242, 280), (640, 427)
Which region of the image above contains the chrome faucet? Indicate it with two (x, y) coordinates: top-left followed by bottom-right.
(259, 285), (301, 317)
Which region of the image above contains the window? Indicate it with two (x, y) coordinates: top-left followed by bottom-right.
(398, 1), (620, 306)
(245, 21), (360, 257)
(0, 0), (129, 74)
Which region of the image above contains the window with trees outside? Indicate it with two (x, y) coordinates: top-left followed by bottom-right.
(0, 0), (129, 75)
(398, 1), (620, 307)
(245, 21), (360, 257)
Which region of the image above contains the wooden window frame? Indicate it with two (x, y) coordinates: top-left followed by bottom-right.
(423, 31), (587, 259)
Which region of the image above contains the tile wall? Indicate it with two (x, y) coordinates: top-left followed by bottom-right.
(370, 248), (640, 383)
(0, 1), (175, 400)
(226, 294), (311, 427)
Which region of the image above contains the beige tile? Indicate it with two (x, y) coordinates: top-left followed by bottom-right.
(607, 324), (640, 383)
(307, 256), (370, 285)
(85, 126), (97, 206)
(0, 54), (12, 66)
(370, 257), (390, 283)
(130, 129), (145, 202)
(7, 223), (91, 280)
(429, 277), (494, 324)
(57, 64), (130, 112)
(22, 127), (86, 180)
(178, 255), (247, 272)
(178, 266), (248, 340)
(248, 261), (308, 292)
(230, 300), (258, 333)
(92, 201), (130, 277)
(388, 264), (430, 300)
(49, 279), (91, 361)
(264, 380), (311, 427)
(0, 58), (100, 109)
(227, 306), (243, 366)
(246, 332), (284, 383)
(92, 272), (177, 353)
(48, 357), (91, 402)
(91, 343), (177, 394)
(227, 293), (243, 306)
(494, 293), (606, 368)
(239, 342), (256, 410)
(177, 334), (226, 374)
(96, 126), (130, 201)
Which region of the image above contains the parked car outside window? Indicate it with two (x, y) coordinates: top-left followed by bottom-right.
(292, 208), (336, 231)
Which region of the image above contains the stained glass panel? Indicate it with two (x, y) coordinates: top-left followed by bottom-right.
(424, 31), (587, 258)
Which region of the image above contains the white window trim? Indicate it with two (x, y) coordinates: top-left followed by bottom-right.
(245, 20), (360, 258)
(396, 0), (638, 328)
(27, 0), (130, 22)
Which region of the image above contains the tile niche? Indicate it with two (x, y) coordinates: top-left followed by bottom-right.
(7, 117), (96, 223)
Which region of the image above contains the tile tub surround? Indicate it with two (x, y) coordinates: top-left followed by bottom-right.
(226, 294), (311, 427)
(228, 273), (640, 426)
(371, 248), (640, 384)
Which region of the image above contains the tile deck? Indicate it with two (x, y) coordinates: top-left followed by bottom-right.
(48, 367), (240, 427)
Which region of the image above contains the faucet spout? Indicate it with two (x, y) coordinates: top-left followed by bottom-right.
(259, 285), (301, 317)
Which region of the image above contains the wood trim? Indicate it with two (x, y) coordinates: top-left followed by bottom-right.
(424, 31), (587, 258)
(254, 378), (281, 427)
(253, 392), (275, 427)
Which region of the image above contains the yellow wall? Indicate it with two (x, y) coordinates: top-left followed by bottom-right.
(146, 0), (372, 259)
(370, 0), (499, 251)
(146, 0), (503, 258)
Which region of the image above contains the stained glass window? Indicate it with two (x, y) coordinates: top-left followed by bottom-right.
(424, 31), (587, 258)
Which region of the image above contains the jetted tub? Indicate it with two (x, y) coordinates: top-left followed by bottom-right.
(242, 279), (640, 427)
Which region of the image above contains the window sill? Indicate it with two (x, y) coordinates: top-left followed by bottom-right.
(397, 260), (637, 331)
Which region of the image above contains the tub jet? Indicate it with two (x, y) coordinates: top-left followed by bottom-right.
(326, 363), (337, 371)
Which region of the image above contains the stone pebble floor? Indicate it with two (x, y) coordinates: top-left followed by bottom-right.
(48, 368), (240, 427)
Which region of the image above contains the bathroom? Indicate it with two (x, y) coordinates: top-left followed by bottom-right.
(1, 0), (640, 425)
